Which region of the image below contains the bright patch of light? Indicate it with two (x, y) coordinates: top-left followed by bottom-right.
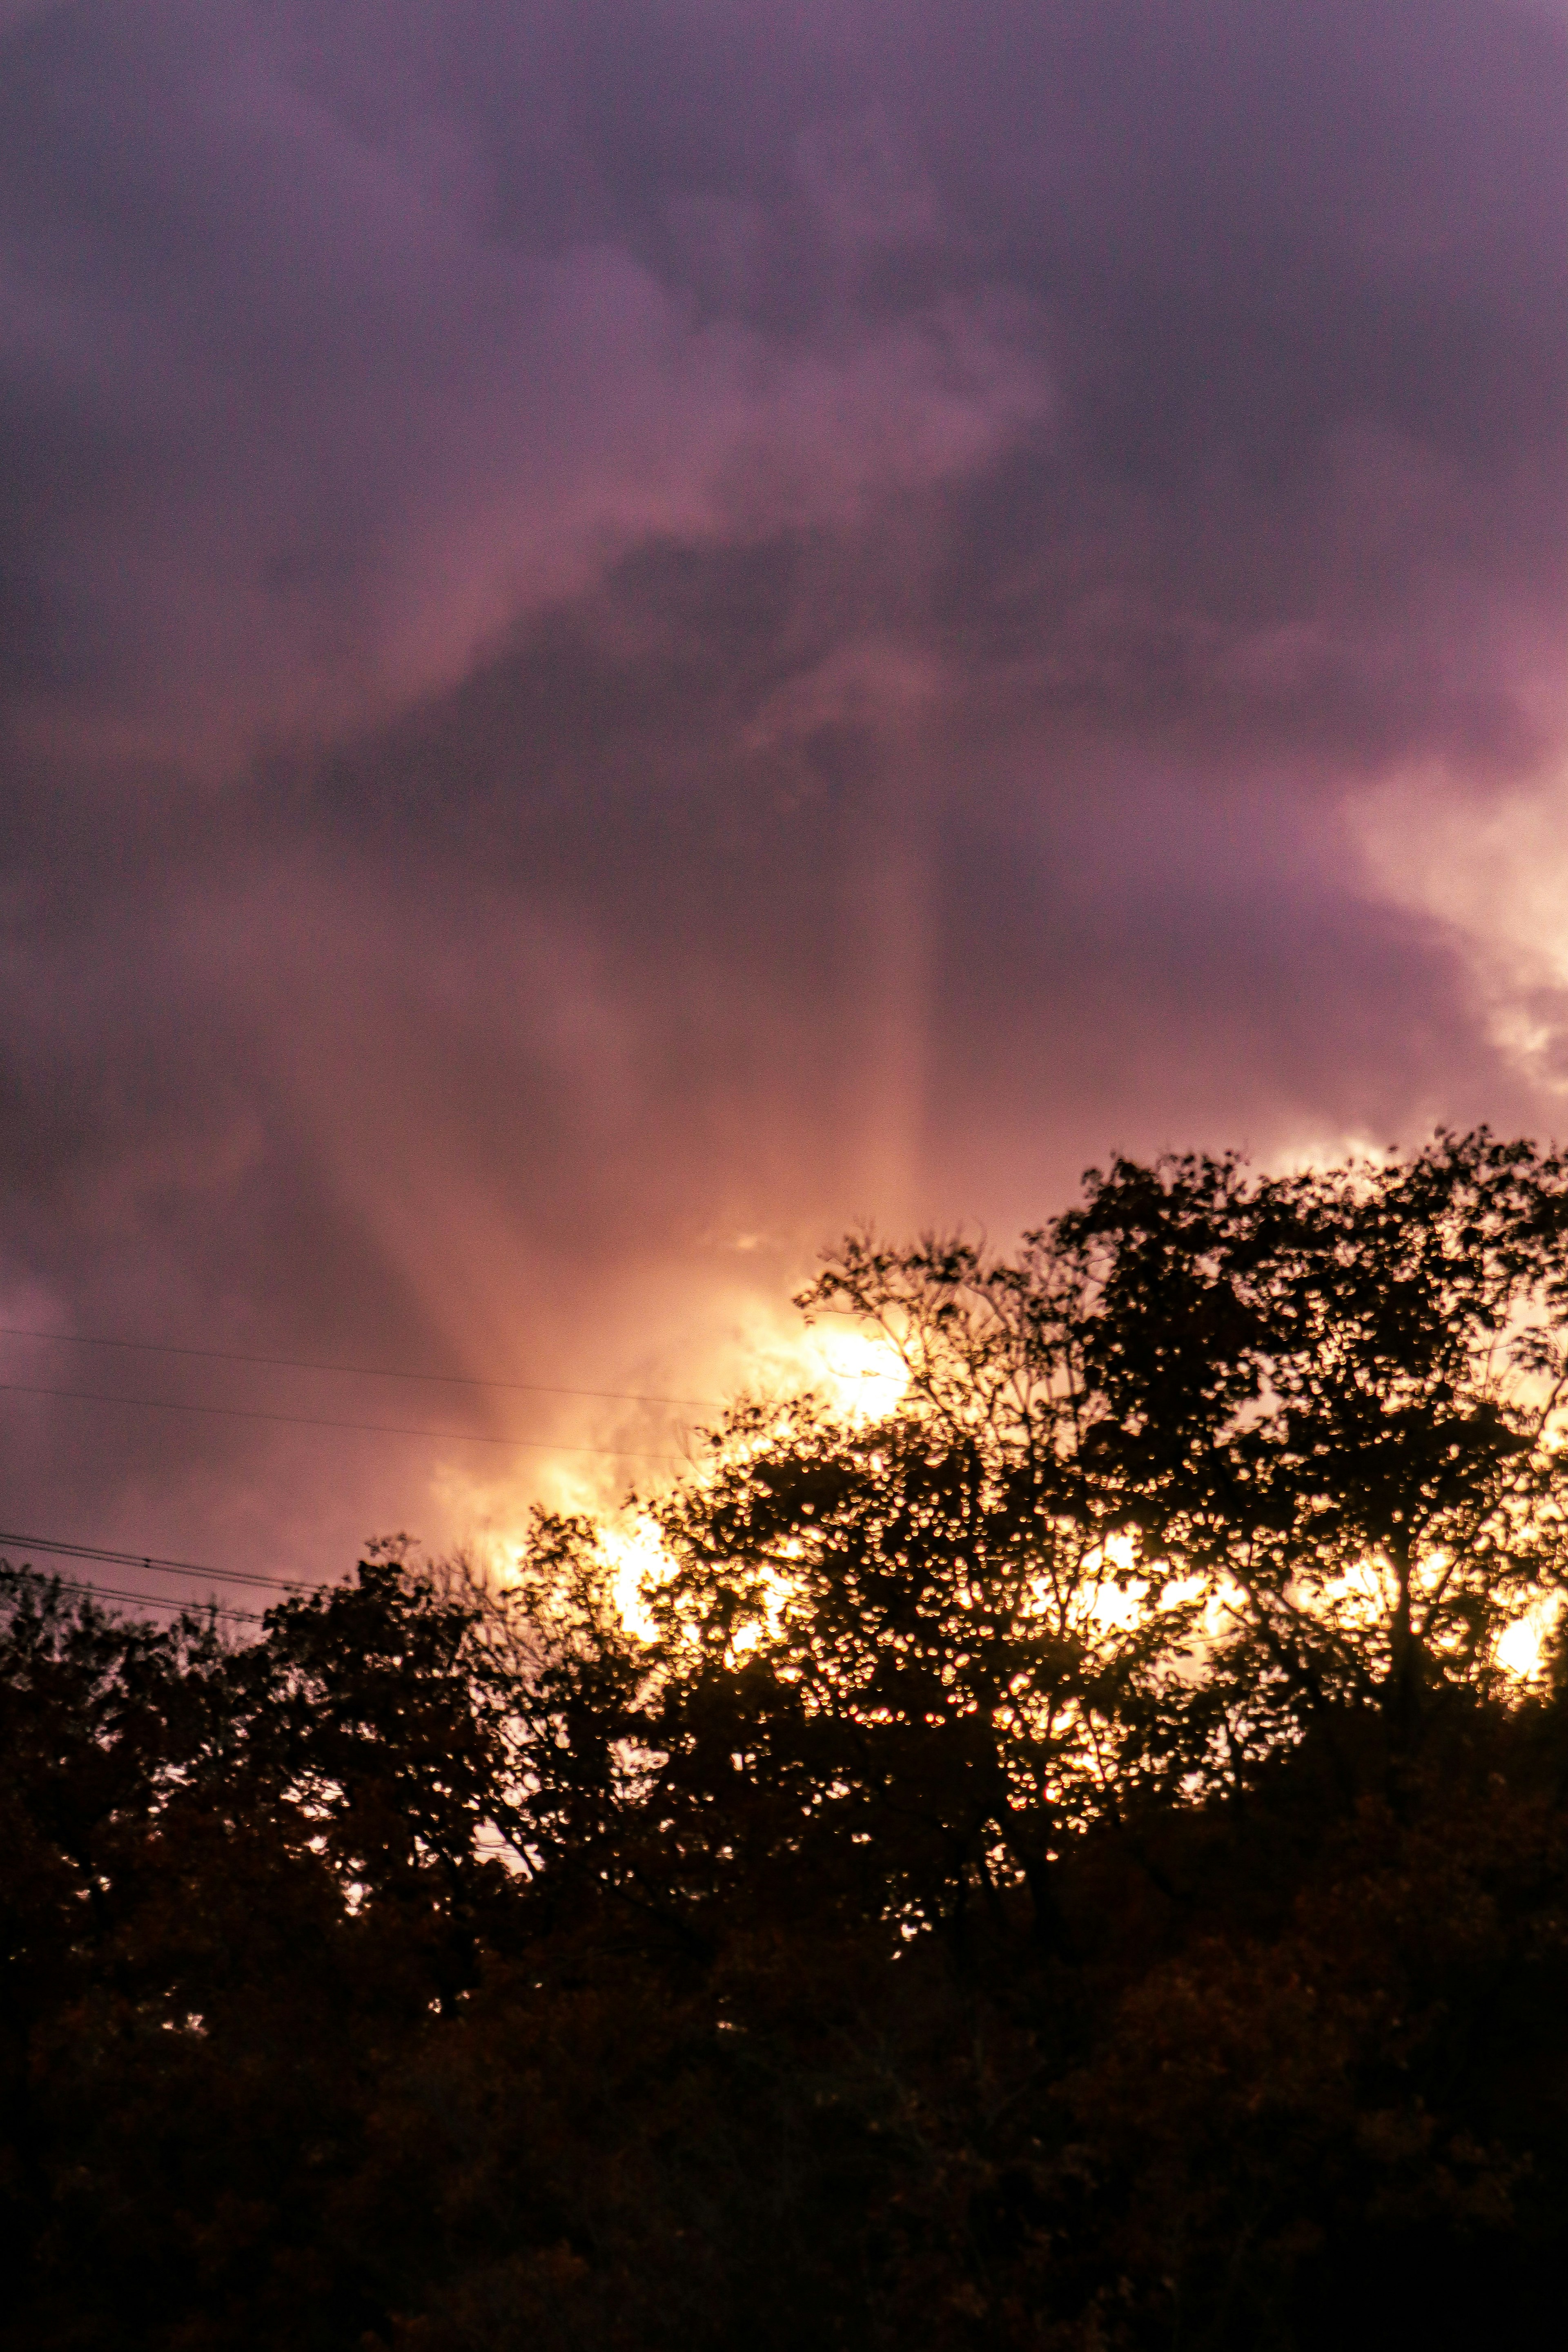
(1353, 775), (1568, 1098)
(429, 1454), (634, 1555)
(1496, 1619), (1541, 1679)
(1270, 1132), (1397, 1178)
(598, 1517), (671, 1643)
(807, 1326), (909, 1419)
(1086, 1531), (1136, 1578)
(1495, 1597), (1560, 1684)
(1080, 1535), (1145, 1633)
(1089, 1581), (1145, 1633)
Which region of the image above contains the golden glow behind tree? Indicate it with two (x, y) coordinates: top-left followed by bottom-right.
(8, 1131), (1568, 2350)
(629, 1131), (1568, 1951)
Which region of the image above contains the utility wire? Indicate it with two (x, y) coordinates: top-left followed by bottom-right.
(47, 1574), (264, 1624)
(0, 1379), (684, 1459)
(0, 1323), (718, 1410)
(0, 1561), (265, 1625)
(0, 1528), (318, 1595)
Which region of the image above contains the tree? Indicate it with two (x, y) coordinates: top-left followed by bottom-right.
(634, 1131), (1568, 1956)
(648, 1385), (1182, 1960)
(9, 1129), (1568, 2350)
(234, 1541), (535, 2009)
(1047, 1129), (1568, 1755)
(675, 1131), (1568, 1811)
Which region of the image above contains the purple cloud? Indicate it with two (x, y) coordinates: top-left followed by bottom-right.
(0, 0), (1562, 1581)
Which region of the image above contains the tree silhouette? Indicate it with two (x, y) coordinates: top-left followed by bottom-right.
(6, 1130), (1568, 2349)
(1049, 1131), (1568, 1757)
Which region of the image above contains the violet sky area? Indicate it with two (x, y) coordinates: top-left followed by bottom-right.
(1, 0), (1564, 1592)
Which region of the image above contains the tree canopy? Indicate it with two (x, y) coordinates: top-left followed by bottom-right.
(7, 1131), (1568, 2349)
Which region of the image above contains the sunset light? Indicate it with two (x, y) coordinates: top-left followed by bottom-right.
(3, 0), (1565, 2339)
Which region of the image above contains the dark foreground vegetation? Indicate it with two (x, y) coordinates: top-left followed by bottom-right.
(9, 1133), (1568, 2349)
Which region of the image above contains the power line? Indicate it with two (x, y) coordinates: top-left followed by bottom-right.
(0, 1379), (684, 1459)
(0, 1323), (718, 1411)
(43, 1574), (263, 1625)
(0, 1528), (318, 1596)
(0, 1555), (265, 1625)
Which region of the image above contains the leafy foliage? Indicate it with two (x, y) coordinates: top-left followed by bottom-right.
(7, 1131), (1568, 2348)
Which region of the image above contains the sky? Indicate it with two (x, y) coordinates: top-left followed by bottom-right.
(1, 0), (1565, 1597)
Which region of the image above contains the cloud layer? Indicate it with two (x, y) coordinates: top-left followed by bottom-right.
(1, 0), (1564, 1581)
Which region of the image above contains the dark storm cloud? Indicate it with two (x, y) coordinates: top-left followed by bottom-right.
(0, 0), (1562, 1577)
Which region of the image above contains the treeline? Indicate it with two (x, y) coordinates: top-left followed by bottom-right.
(7, 1131), (1568, 2348)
